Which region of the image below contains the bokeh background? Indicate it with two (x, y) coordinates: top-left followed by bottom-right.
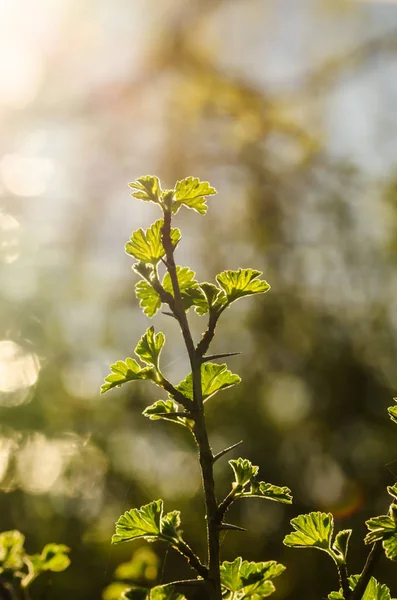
(1, 0), (397, 598)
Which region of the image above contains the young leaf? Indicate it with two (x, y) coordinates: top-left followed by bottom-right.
(216, 268), (270, 305)
(332, 529), (352, 563)
(365, 514), (397, 544)
(191, 282), (227, 316)
(388, 399), (397, 425)
(143, 400), (192, 429)
(172, 177), (217, 215)
(284, 512), (334, 554)
(161, 511), (182, 543)
(0, 530), (25, 570)
(135, 281), (162, 318)
(150, 584), (187, 600)
(135, 327), (165, 370)
(112, 500), (163, 544)
(129, 176), (162, 204)
(246, 481), (293, 504)
(175, 362), (241, 402)
(101, 358), (155, 394)
(328, 575), (393, 600)
(220, 557), (285, 598)
(229, 458), (259, 488)
(126, 220), (181, 265)
(387, 484), (397, 501)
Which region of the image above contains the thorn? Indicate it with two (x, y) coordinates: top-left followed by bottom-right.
(218, 522), (246, 532)
(201, 352), (241, 363)
(213, 440), (243, 463)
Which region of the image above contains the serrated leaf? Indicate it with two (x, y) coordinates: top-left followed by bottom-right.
(220, 557), (284, 598)
(216, 269), (270, 305)
(365, 515), (397, 544)
(161, 511), (181, 543)
(126, 220), (181, 265)
(388, 399), (397, 425)
(101, 358), (155, 394)
(246, 481), (293, 504)
(229, 458), (259, 488)
(172, 177), (217, 215)
(284, 512), (334, 553)
(135, 327), (165, 369)
(149, 584), (187, 600)
(175, 363), (241, 402)
(388, 484), (397, 501)
(191, 282), (227, 316)
(332, 530), (352, 562)
(143, 400), (191, 429)
(112, 500), (163, 544)
(383, 535), (397, 560)
(329, 575), (392, 600)
(129, 176), (162, 204)
(135, 281), (162, 317)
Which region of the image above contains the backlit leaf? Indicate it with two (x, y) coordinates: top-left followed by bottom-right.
(129, 176), (162, 204)
(175, 363), (241, 402)
(332, 530), (352, 563)
(126, 220), (181, 265)
(229, 458), (259, 488)
(388, 398), (397, 425)
(135, 281), (162, 317)
(284, 512), (334, 553)
(328, 575), (392, 600)
(172, 177), (217, 215)
(101, 358), (154, 394)
(216, 268), (270, 305)
(150, 584), (187, 600)
(143, 400), (191, 429)
(365, 515), (397, 545)
(112, 500), (163, 544)
(0, 530), (25, 570)
(135, 327), (165, 369)
(191, 282), (227, 316)
(246, 481), (293, 504)
(161, 511), (181, 543)
(220, 557), (284, 598)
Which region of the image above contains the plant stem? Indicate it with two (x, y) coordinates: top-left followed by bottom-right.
(337, 563), (350, 600)
(351, 542), (382, 600)
(162, 211), (222, 600)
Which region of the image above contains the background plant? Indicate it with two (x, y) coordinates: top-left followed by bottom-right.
(101, 175), (293, 600)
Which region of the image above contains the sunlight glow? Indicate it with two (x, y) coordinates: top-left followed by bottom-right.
(0, 341), (40, 407)
(0, 154), (53, 197)
(0, 211), (20, 263)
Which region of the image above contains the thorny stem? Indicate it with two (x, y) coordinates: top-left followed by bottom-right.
(337, 563), (350, 600)
(162, 210), (222, 600)
(351, 542), (382, 600)
(175, 541), (209, 579)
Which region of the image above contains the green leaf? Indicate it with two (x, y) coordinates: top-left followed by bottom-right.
(126, 220), (181, 265)
(229, 458), (259, 488)
(328, 575), (392, 600)
(101, 358), (155, 394)
(246, 481), (293, 504)
(112, 500), (163, 544)
(135, 327), (165, 369)
(103, 582), (132, 600)
(143, 400), (192, 429)
(332, 530), (352, 563)
(129, 176), (162, 204)
(216, 268), (270, 305)
(36, 543), (70, 572)
(191, 282), (227, 316)
(220, 557), (285, 598)
(0, 530), (25, 571)
(175, 363), (241, 402)
(135, 281), (162, 317)
(114, 547), (159, 583)
(365, 515), (397, 544)
(388, 398), (397, 425)
(150, 584), (187, 600)
(122, 588), (148, 600)
(284, 512), (334, 554)
(387, 484), (397, 501)
(383, 535), (397, 561)
(172, 177), (217, 215)
(161, 511), (181, 543)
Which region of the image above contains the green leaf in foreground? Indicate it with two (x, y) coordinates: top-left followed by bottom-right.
(229, 458), (259, 488)
(332, 529), (352, 563)
(216, 268), (270, 305)
(365, 508), (397, 560)
(284, 512), (334, 553)
(129, 176), (162, 204)
(143, 400), (192, 429)
(113, 500), (163, 544)
(126, 219), (181, 265)
(175, 362), (241, 402)
(172, 177), (217, 215)
(328, 575), (393, 600)
(101, 358), (154, 394)
(135, 327), (165, 369)
(220, 557), (285, 598)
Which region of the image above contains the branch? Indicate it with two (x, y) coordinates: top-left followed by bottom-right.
(213, 441), (243, 464)
(175, 541), (209, 579)
(351, 542), (382, 600)
(160, 376), (192, 410)
(337, 563), (351, 600)
(196, 312), (222, 357)
(201, 352), (241, 363)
